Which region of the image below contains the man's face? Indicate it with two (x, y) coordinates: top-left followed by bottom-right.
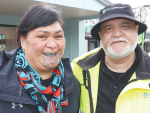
(99, 18), (139, 59)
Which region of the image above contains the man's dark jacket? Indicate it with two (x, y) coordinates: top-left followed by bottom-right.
(0, 48), (80, 113)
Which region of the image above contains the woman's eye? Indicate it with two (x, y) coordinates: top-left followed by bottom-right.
(105, 28), (111, 31)
(55, 35), (63, 38)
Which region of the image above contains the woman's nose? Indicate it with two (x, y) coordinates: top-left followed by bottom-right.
(46, 37), (57, 49)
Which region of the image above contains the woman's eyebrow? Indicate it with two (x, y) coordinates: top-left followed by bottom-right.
(36, 29), (63, 34)
(36, 30), (50, 34)
(55, 30), (63, 34)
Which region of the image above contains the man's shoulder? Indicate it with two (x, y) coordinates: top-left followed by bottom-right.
(72, 47), (102, 63)
(71, 47), (103, 70)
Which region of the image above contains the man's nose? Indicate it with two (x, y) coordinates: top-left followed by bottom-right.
(112, 27), (123, 38)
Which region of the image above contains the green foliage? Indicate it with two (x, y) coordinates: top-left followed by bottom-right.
(138, 32), (145, 49)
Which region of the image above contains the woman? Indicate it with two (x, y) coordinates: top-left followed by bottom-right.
(0, 4), (80, 113)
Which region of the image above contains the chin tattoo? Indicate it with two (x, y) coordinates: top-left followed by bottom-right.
(43, 55), (58, 69)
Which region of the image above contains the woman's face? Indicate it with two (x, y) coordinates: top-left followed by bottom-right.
(20, 21), (65, 75)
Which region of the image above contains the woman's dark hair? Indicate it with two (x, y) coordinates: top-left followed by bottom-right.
(16, 4), (64, 47)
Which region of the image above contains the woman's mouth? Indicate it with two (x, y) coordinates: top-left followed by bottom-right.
(43, 52), (57, 57)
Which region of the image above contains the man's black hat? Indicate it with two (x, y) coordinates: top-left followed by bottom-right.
(91, 3), (147, 40)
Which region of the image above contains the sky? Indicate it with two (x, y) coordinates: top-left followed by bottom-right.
(109, 0), (150, 8)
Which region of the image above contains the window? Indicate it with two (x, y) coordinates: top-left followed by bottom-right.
(0, 34), (6, 49)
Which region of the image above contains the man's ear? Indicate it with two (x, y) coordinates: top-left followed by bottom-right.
(98, 31), (101, 40)
(136, 25), (139, 33)
(20, 35), (26, 51)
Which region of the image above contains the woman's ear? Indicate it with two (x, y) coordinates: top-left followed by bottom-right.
(20, 35), (26, 51)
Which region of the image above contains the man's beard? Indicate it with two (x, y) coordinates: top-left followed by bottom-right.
(102, 37), (138, 59)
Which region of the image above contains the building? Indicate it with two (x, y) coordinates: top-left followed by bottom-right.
(0, 0), (112, 61)
(144, 33), (150, 53)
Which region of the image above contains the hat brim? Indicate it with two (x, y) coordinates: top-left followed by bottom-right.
(91, 14), (147, 40)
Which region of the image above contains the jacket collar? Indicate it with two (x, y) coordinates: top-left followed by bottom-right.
(136, 45), (150, 79)
(77, 48), (103, 70)
(77, 44), (150, 80)
(61, 58), (74, 94)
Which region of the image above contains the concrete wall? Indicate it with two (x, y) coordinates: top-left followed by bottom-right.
(0, 27), (16, 39)
(0, 15), (19, 51)
(63, 18), (81, 61)
(63, 15), (100, 61)
(0, 26), (17, 51)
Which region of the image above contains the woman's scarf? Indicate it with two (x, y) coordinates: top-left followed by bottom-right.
(15, 48), (68, 113)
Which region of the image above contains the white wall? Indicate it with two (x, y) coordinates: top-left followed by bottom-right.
(0, 26), (17, 51)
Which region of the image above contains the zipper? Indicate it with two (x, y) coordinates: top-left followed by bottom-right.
(19, 83), (22, 97)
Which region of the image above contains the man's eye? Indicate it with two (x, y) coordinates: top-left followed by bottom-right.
(123, 25), (129, 28)
(39, 36), (46, 38)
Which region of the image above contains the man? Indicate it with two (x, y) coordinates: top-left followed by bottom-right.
(71, 3), (150, 113)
